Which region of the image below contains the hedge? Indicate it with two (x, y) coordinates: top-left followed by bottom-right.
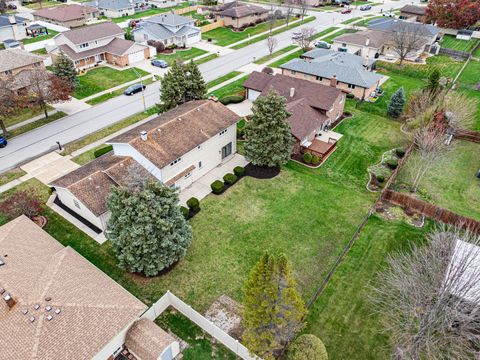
(186, 197), (200, 212)
(211, 180), (224, 194)
(395, 147), (406, 158)
(180, 206), (189, 219)
(219, 95), (244, 105)
(386, 158), (398, 169)
(233, 166), (245, 177)
(311, 154), (320, 165)
(303, 152), (312, 164)
(223, 173), (237, 185)
(93, 145), (113, 158)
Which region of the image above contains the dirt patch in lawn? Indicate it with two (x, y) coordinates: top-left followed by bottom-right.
(205, 295), (243, 340)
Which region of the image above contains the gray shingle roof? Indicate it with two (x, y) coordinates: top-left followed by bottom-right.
(0, 14), (28, 28)
(95, 0), (142, 10)
(133, 22), (174, 40)
(333, 29), (391, 49)
(147, 13), (194, 26)
(281, 49), (383, 88)
(0, 48), (44, 72)
(368, 18), (439, 37)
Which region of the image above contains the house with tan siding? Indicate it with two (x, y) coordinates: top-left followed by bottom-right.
(213, 1), (268, 29)
(33, 4), (99, 28)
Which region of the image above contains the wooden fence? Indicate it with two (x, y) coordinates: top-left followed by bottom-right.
(454, 129), (480, 143)
(175, 5), (198, 15)
(200, 20), (224, 33)
(382, 189), (480, 234)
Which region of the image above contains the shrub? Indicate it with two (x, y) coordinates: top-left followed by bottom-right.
(343, 111), (352, 117)
(223, 173), (237, 185)
(311, 154), (320, 165)
(220, 95), (244, 105)
(386, 158), (398, 169)
(211, 180), (224, 194)
(346, 93), (355, 99)
(262, 66), (274, 75)
(236, 127), (245, 139)
(376, 174), (385, 183)
(303, 152), (312, 164)
(0, 190), (43, 220)
(186, 197), (200, 212)
(286, 334), (328, 360)
(93, 145), (113, 158)
(180, 206), (189, 219)
(395, 147), (406, 158)
(233, 166), (245, 177)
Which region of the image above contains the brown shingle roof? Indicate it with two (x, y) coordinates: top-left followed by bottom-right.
(400, 5), (426, 15)
(287, 98), (327, 140)
(56, 37), (143, 60)
(34, 4), (98, 22)
(333, 29), (391, 49)
(60, 21), (123, 45)
(108, 100), (240, 170)
(217, 2), (268, 18)
(0, 48), (44, 72)
(125, 318), (176, 360)
(0, 215), (147, 360)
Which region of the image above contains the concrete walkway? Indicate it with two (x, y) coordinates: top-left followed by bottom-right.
(20, 152), (80, 185)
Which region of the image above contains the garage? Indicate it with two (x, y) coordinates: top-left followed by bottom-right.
(128, 50), (145, 64)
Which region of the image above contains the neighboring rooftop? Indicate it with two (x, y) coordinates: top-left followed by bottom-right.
(94, 0), (144, 10)
(400, 4), (427, 16)
(0, 48), (44, 73)
(33, 4), (98, 22)
(126, 318), (176, 360)
(108, 100), (240, 169)
(281, 49), (383, 88)
(333, 29), (391, 49)
(216, 1), (268, 18)
(57, 36), (144, 59)
(368, 18), (438, 37)
(59, 21), (123, 45)
(0, 14), (28, 28)
(146, 13), (194, 26)
(0, 215), (147, 360)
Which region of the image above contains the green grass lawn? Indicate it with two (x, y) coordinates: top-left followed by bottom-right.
(31, 48), (47, 55)
(210, 75), (248, 99)
(355, 15), (383, 27)
(4, 105), (53, 128)
(110, 4), (189, 23)
(0, 168), (26, 187)
(456, 59), (480, 130)
(25, 0), (63, 9)
(155, 47), (208, 66)
(269, 48), (305, 68)
(9, 112), (67, 138)
(86, 78), (155, 106)
(473, 46), (480, 58)
(305, 215), (430, 360)
(440, 35), (480, 53)
(341, 16), (362, 24)
(310, 26), (340, 40)
(194, 53), (218, 65)
(22, 29), (58, 44)
(254, 45), (297, 64)
(395, 141), (480, 221)
(73, 67), (149, 99)
(323, 28), (358, 43)
(206, 71), (242, 89)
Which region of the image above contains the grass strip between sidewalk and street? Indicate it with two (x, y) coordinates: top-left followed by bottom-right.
(194, 53), (218, 65)
(85, 78), (155, 106)
(8, 112), (67, 139)
(0, 169), (26, 187)
(206, 71), (242, 89)
(254, 45), (298, 64)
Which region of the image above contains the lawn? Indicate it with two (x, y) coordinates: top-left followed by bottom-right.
(210, 75), (249, 99)
(4, 105), (53, 128)
(9, 112), (67, 138)
(0, 168), (26, 187)
(155, 47), (208, 66)
(456, 59), (480, 130)
(73, 67), (149, 99)
(440, 35), (479, 53)
(22, 29), (58, 44)
(269, 48), (305, 68)
(310, 26), (340, 40)
(194, 53), (218, 65)
(305, 215), (430, 360)
(254, 45), (297, 64)
(323, 28), (358, 43)
(32, 48), (47, 55)
(355, 15), (383, 27)
(341, 16), (362, 25)
(85, 78), (155, 106)
(25, 0), (63, 9)
(206, 71), (242, 89)
(110, 4), (189, 23)
(395, 141), (480, 221)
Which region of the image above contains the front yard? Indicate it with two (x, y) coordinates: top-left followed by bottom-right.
(73, 67), (149, 99)
(155, 47), (208, 66)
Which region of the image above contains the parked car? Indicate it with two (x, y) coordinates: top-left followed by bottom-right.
(382, 12), (394, 17)
(341, 8), (352, 14)
(124, 83), (146, 96)
(333, 0), (351, 5)
(0, 136), (7, 148)
(314, 40), (331, 49)
(151, 59), (168, 68)
(360, 4), (372, 10)
(7, 3), (17, 9)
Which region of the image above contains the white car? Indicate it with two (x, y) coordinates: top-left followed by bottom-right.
(382, 12), (395, 17)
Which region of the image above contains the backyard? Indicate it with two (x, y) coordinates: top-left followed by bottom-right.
(22, 29), (58, 44)
(440, 35), (479, 53)
(73, 67), (149, 99)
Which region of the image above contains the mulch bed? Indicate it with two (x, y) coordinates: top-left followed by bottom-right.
(245, 164), (280, 179)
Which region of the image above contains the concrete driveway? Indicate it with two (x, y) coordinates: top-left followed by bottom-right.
(134, 59), (170, 77)
(227, 100), (253, 117)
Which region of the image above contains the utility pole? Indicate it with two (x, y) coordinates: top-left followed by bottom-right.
(132, 67), (147, 112)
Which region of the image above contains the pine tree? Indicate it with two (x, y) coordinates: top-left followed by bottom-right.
(51, 51), (78, 87)
(106, 177), (192, 277)
(244, 89), (294, 167)
(185, 60), (207, 102)
(242, 253), (306, 359)
(387, 87), (406, 118)
(426, 68), (441, 94)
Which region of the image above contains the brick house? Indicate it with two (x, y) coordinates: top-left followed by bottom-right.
(33, 4), (99, 28)
(244, 71), (346, 160)
(399, 5), (427, 22)
(213, 1), (268, 29)
(0, 48), (46, 93)
(49, 22), (150, 70)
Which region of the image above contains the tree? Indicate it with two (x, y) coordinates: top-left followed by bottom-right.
(426, 0), (480, 29)
(293, 27), (315, 51)
(266, 36), (278, 55)
(244, 89), (294, 168)
(242, 253), (306, 359)
(388, 21), (425, 65)
(371, 227), (480, 360)
(387, 87), (406, 118)
(106, 172), (192, 277)
(0, 79), (26, 139)
(283, 0), (295, 26)
(0, 190), (43, 220)
(286, 334), (328, 360)
(124, 27), (133, 40)
(0, 0), (7, 14)
(426, 68), (440, 95)
(184, 60), (207, 103)
(147, 39), (165, 53)
(51, 51), (78, 88)
(295, 0), (308, 20)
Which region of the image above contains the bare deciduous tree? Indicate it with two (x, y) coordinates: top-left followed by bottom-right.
(0, 79), (29, 139)
(296, 0), (308, 20)
(388, 22), (426, 65)
(371, 227), (480, 360)
(283, 0), (295, 26)
(442, 92), (478, 131)
(266, 36), (278, 55)
(293, 27), (315, 50)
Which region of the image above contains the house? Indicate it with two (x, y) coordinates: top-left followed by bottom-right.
(93, 0), (150, 18)
(0, 48), (44, 81)
(0, 215), (180, 360)
(33, 4), (99, 28)
(244, 71), (345, 159)
(0, 14), (29, 42)
(50, 99), (239, 232)
(332, 29), (391, 59)
(213, 1), (269, 29)
(280, 48), (384, 99)
(49, 22), (150, 69)
(132, 13), (201, 47)
(399, 5), (427, 22)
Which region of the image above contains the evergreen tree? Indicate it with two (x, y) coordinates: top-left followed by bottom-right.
(387, 87), (406, 118)
(185, 60), (207, 102)
(426, 68), (441, 94)
(51, 51), (78, 87)
(244, 89), (294, 167)
(106, 176), (192, 277)
(242, 253), (306, 359)
(286, 334), (328, 360)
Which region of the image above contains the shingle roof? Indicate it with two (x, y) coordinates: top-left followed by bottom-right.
(108, 100), (240, 169)
(281, 49), (383, 88)
(0, 14), (28, 28)
(0, 215), (147, 360)
(95, 0), (142, 10)
(218, 3), (268, 18)
(33, 4), (98, 22)
(333, 29), (391, 49)
(147, 13), (194, 26)
(56, 37), (144, 60)
(60, 21), (123, 44)
(368, 18), (438, 37)
(400, 4), (426, 16)
(0, 48), (44, 72)
(125, 318), (176, 360)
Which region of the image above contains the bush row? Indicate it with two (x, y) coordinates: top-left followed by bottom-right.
(302, 152), (320, 165)
(210, 166), (245, 194)
(93, 145), (113, 158)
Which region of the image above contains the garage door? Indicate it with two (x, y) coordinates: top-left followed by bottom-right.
(128, 50), (145, 64)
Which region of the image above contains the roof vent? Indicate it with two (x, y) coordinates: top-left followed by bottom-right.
(0, 257), (5, 266)
(3, 293), (15, 308)
(46, 305), (52, 312)
(140, 130), (148, 141)
(88, 177), (93, 181)
(0, 288), (4, 295)
(55, 308), (61, 315)
(22, 308), (28, 315)
(29, 316), (35, 323)
(34, 304), (40, 310)
(45, 296), (51, 302)
(47, 315), (53, 321)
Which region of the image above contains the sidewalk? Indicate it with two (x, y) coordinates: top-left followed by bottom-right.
(6, 110), (58, 131)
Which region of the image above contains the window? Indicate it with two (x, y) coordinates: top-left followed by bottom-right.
(73, 199), (81, 209)
(219, 129), (227, 136)
(198, 161), (202, 168)
(348, 84), (356, 89)
(79, 42), (89, 48)
(33, 62), (41, 67)
(197, 145), (201, 150)
(4, 70), (12, 75)
(74, 60), (80, 65)
(221, 142), (232, 159)
(170, 157), (182, 166)
(342, 43), (347, 47)
(316, 76), (323, 81)
(184, 172), (192, 179)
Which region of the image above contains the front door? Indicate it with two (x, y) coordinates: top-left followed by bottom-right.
(221, 142), (232, 160)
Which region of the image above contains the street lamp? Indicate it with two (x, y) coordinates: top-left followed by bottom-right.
(132, 67), (147, 112)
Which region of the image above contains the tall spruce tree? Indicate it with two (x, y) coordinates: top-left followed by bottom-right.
(244, 89), (294, 167)
(185, 60), (207, 102)
(51, 51), (78, 87)
(106, 175), (192, 277)
(426, 68), (441, 94)
(242, 253), (306, 359)
(387, 87), (406, 118)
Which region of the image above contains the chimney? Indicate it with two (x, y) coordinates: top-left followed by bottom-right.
(365, 36), (370, 47)
(3, 293), (15, 308)
(330, 75), (337, 88)
(140, 130), (148, 141)
(289, 87), (295, 98)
